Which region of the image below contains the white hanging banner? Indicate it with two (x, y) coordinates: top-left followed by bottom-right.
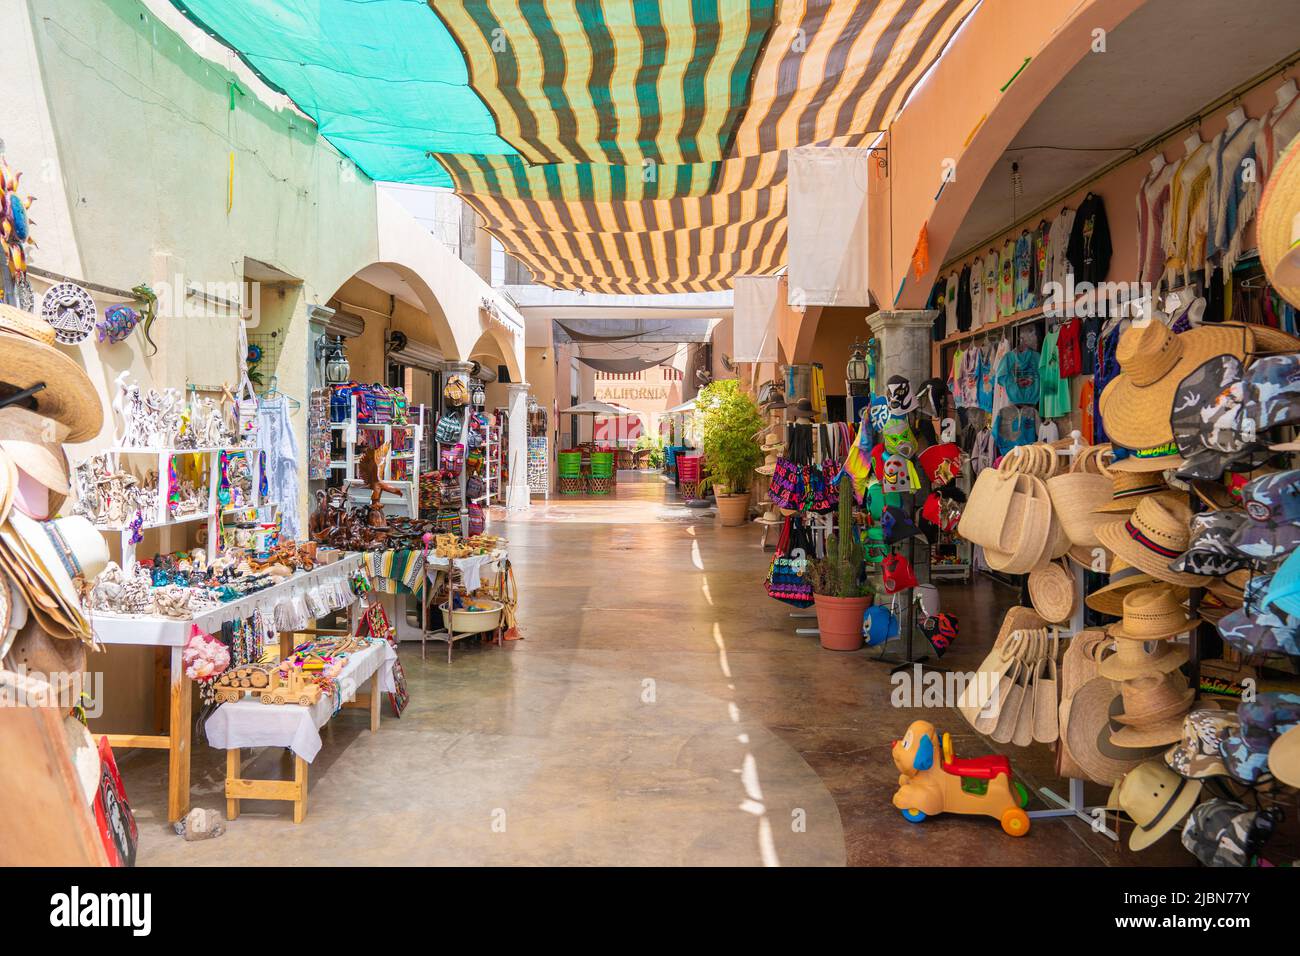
(732, 275), (784, 363)
(786, 146), (872, 308)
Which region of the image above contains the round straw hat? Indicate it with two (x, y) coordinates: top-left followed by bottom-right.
(0, 301), (103, 443)
(1047, 471), (1112, 545)
(1092, 471), (1174, 514)
(1099, 322), (1250, 449)
(0, 407), (70, 498)
(1106, 585), (1196, 641)
(1066, 542), (1114, 574)
(1085, 573), (1186, 616)
(1254, 131), (1300, 308)
(1065, 677), (1171, 785)
(1111, 672), (1196, 727)
(1028, 560), (1075, 622)
(1095, 496), (1203, 587)
(1098, 632), (1189, 681)
(1269, 724), (1300, 789)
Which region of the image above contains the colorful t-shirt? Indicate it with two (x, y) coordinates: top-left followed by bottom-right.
(999, 239), (1016, 317)
(982, 251), (1000, 327)
(1014, 231), (1035, 312)
(1057, 318), (1082, 379)
(997, 346), (1040, 406)
(976, 347), (995, 412)
(1038, 326), (1071, 419)
(968, 256), (985, 332)
(945, 272), (960, 337)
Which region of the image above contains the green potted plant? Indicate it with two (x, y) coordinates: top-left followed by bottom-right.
(809, 485), (871, 650)
(697, 379), (765, 526)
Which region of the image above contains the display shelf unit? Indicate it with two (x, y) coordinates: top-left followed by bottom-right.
(473, 424), (502, 506)
(329, 393), (424, 518)
(95, 444), (262, 570)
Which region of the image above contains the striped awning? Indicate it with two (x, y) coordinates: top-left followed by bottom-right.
(170, 0), (978, 293)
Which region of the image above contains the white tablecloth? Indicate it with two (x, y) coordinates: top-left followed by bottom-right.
(91, 555), (364, 648)
(424, 550), (504, 591)
(204, 639), (397, 762)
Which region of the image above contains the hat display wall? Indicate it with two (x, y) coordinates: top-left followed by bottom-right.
(0, 301), (103, 442)
(1108, 759), (1203, 852)
(1095, 495), (1203, 586)
(1258, 130), (1300, 310)
(1099, 321), (1250, 449)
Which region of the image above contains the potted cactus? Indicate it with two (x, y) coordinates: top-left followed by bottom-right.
(809, 483), (871, 650)
(697, 379), (765, 526)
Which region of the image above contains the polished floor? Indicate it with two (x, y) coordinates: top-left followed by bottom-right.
(121, 472), (1188, 865)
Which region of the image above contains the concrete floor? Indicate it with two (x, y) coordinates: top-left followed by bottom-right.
(121, 472), (1190, 865)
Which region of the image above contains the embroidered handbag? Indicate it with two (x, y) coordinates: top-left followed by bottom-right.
(440, 443), (465, 477)
(443, 375), (469, 407)
(765, 515), (815, 607)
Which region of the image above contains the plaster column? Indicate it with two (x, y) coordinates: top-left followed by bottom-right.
(444, 360), (475, 536)
(506, 382), (532, 513)
(866, 310), (937, 389)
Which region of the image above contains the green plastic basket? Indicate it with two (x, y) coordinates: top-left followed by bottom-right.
(589, 452), (615, 478)
(557, 451), (582, 477)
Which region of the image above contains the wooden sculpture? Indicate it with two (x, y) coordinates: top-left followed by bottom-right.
(358, 441), (402, 530)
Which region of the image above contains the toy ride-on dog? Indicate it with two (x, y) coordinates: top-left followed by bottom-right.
(891, 719), (1031, 836)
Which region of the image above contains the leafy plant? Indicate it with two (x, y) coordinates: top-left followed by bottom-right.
(635, 433), (665, 470)
(811, 482), (870, 597)
(696, 379), (764, 495)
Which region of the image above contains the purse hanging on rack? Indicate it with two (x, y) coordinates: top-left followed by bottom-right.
(765, 514), (815, 607)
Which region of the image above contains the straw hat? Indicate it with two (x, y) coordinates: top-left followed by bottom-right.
(0, 301), (103, 443)
(1047, 471), (1112, 545)
(2, 616), (87, 686)
(1099, 321), (1250, 449)
(1098, 633), (1189, 681)
(1106, 585), (1196, 641)
(1028, 560), (1074, 622)
(0, 407), (70, 505)
(0, 449), (15, 527)
(1092, 470), (1174, 514)
(1095, 496), (1203, 587)
(1259, 132), (1300, 309)
(0, 513), (106, 641)
(1085, 573), (1180, 616)
(1269, 723), (1300, 788)
(1107, 446), (1187, 473)
(1066, 542), (1114, 574)
(1065, 677), (1171, 785)
(1107, 759), (1203, 851)
(1111, 672), (1195, 728)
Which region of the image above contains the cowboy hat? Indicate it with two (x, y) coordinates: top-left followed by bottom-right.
(1085, 572), (1186, 617)
(1258, 130), (1300, 310)
(1111, 672), (1195, 728)
(1106, 586), (1196, 641)
(1107, 759), (1203, 851)
(0, 302), (102, 443)
(1098, 632), (1189, 682)
(1099, 321), (1251, 449)
(2, 616), (87, 689)
(1095, 496), (1203, 587)
(1092, 470), (1177, 513)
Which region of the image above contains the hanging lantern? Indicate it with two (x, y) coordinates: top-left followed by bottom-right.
(320, 337), (350, 384)
(846, 347), (870, 385)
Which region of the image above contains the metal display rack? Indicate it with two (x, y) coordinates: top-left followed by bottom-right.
(329, 392), (425, 518)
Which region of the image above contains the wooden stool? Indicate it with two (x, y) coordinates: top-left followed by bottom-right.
(587, 475), (613, 495)
(558, 476), (584, 495)
(679, 479), (701, 500)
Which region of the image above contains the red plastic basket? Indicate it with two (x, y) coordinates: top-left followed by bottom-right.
(677, 454), (702, 482)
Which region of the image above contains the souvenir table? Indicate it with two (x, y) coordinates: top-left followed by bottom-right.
(89, 554), (364, 822)
(205, 637), (398, 823)
(377, 548), (508, 654)
(420, 548), (509, 661)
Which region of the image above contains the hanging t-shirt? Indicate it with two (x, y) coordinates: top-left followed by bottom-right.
(995, 405), (1040, 456)
(1079, 378), (1096, 444)
(999, 240), (1016, 317)
(1038, 327), (1071, 419)
(1080, 316), (1101, 376)
(997, 346), (1040, 406)
(948, 346), (965, 404)
(959, 347), (981, 408)
(956, 263), (973, 333)
(1057, 318), (1082, 378)
(1066, 192), (1113, 285)
(1032, 220), (1050, 301)
(1014, 231), (1035, 312)
(1094, 324), (1122, 443)
(945, 272), (960, 337)
(968, 257), (984, 332)
(982, 251), (1000, 327)
(928, 280), (946, 341)
(976, 346), (995, 413)
(988, 337), (1012, 419)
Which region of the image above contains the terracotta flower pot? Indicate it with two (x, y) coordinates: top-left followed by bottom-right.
(715, 492), (750, 527)
(813, 594), (871, 651)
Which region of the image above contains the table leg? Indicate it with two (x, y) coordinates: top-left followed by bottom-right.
(368, 672), (381, 732)
(226, 749), (241, 820)
(167, 647), (192, 824)
(293, 756), (308, 824)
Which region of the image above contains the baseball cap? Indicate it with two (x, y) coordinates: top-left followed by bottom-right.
(1228, 470), (1300, 560)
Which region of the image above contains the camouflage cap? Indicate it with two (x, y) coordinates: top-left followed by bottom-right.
(1165, 708), (1239, 779)
(1169, 355), (1270, 480)
(1180, 799), (1261, 867)
(1228, 470), (1300, 560)
(1243, 354), (1300, 432)
(1221, 692), (1300, 783)
(1170, 510), (1253, 576)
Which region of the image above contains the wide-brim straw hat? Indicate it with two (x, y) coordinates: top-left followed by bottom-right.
(1098, 633), (1189, 681)
(0, 407), (71, 498)
(2, 616), (87, 684)
(1047, 471), (1112, 546)
(1112, 672), (1195, 727)
(1269, 724), (1300, 788)
(1107, 758), (1204, 852)
(1259, 133), (1300, 310)
(1028, 560), (1075, 622)
(0, 303), (103, 443)
(1067, 542), (1114, 574)
(1092, 470), (1175, 514)
(1095, 496), (1203, 587)
(1085, 573), (1184, 616)
(0, 449), (15, 528)
(1065, 677), (1172, 785)
(1099, 321), (1251, 449)
(1107, 585), (1196, 641)
(1107, 449), (1188, 473)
